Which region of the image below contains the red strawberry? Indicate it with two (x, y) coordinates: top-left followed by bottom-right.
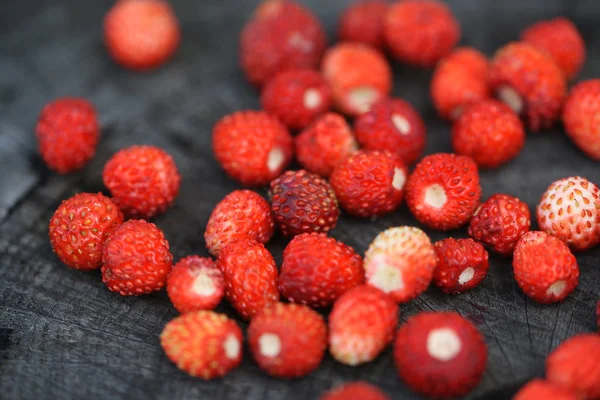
(364, 226), (437, 303)
(49, 193), (123, 271)
(160, 311), (242, 379)
(103, 0), (180, 71)
(354, 97), (427, 165)
(248, 302), (327, 378)
(35, 98), (99, 174)
(103, 145), (181, 219)
(269, 170), (340, 237)
(433, 238), (489, 294)
(338, 1), (388, 49)
(279, 233), (364, 308)
(295, 113), (357, 177)
(216, 238), (279, 319)
(405, 153), (482, 231)
(320, 382), (390, 400)
(512, 231), (579, 304)
(212, 111), (293, 186)
(514, 379), (578, 400)
(468, 194), (531, 256)
(166, 256), (224, 314)
(329, 285), (398, 365)
(393, 311), (487, 398)
(204, 190), (274, 257)
(563, 79), (600, 160)
(536, 176), (600, 252)
(330, 150), (408, 217)
(102, 219), (173, 296)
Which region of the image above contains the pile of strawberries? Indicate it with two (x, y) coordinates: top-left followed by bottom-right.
(36, 0), (600, 398)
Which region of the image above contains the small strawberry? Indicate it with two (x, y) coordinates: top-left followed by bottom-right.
(514, 379), (578, 400)
(405, 153), (482, 231)
(393, 311), (487, 398)
(338, 1), (388, 49)
(160, 311), (242, 379)
(512, 231), (579, 304)
(439, 46), (489, 78)
(102, 220), (173, 296)
(279, 233), (364, 308)
(248, 302), (327, 378)
(329, 285), (398, 365)
(364, 226), (437, 303)
(433, 238), (489, 294)
(563, 79), (600, 160)
(320, 382), (390, 400)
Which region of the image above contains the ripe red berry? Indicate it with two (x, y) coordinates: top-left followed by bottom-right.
(563, 79), (600, 160)
(166, 256), (224, 314)
(279, 233), (364, 308)
(394, 312), (487, 398)
(364, 227), (437, 303)
(320, 382), (390, 400)
(103, 0), (180, 71)
(102, 220), (173, 296)
(338, 1), (388, 49)
(36, 98), (99, 174)
(329, 285), (398, 365)
(103, 145), (181, 219)
(49, 193), (123, 271)
(212, 111), (293, 186)
(513, 379), (578, 400)
(330, 150), (408, 217)
(405, 153), (482, 231)
(161, 311), (242, 379)
(433, 238), (489, 294)
(248, 302), (327, 378)
(512, 231), (579, 304)
(354, 97), (427, 165)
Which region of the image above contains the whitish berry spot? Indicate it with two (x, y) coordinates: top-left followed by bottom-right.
(267, 147), (285, 172)
(192, 269), (217, 297)
(425, 184), (447, 209)
(288, 32), (313, 53)
(547, 280), (567, 298)
(458, 267), (475, 285)
(427, 328), (462, 361)
(224, 334), (241, 359)
(392, 168), (406, 191)
(347, 86), (378, 114)
(258, 333), (281, 357)
(497, 85), (523, 114)
(304, 89), (322, 110)
(391, 114), (410, 135)
(368, 256), (404, 293)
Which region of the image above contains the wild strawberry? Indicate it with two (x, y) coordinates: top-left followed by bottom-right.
(261, 69), (332, 130)
(102, 220), (173, 296)
(393, 312), (487, 398)
(103, 0), (180, 71)
(330, 150), (408, 217)
(216, 238), (279, 319)
(248, 302), (327, 378)
(320, 382), (390, 400)
(166, 256), (224, 314)
(405, 153), (482, 231)
(354, 97), (426, 165)
(295, 113), (357, 177)
(269, 170), (340, 237)
(536, 176), (600, 252)
(338, 1), (388, 49)
(433, 238), (489, 294)
(49, 193), (123, 271)
(204, 190), (274, 257)
(364, 227), (437, 303)
(468, 194), (531, 255)
(212, 111), (293, 186)
(35, 98), (99, 174)
(439, 47), (489, 79)
(322, 43), (392, 116)
(452, 100), (525, 169)
(329, 285), (398, 365)
(279, 233), (364, 308)
(384, 0), (461, 67)
(514, 380), (578, 400)
(160, 311), (242, 379)
(512, 231), (579, 304)
(563, 79), (600, 160)
(103, 145), (181, 219)
(488, 42), (566, 131)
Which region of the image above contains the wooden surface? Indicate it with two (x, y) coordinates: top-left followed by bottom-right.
(1, 0), (599, 399)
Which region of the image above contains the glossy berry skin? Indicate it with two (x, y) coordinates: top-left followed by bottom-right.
(102, 220), (173, 296)
(36, 98), (99, 174)
(514, 380), (578, 400)
(405, 153), (482, 231)
(104, 0), (180, 71)
(279, 233), (364, 308)
(452, 100), (525, 169)
(513, 231), (579, 304)
(330, 150), (408, 217)
(213, 111), (293, 186)
(394, 312), (487, 398)
(433, 238), (489, 294)
(563, 80), (600, 160)
(103, 145), (181, 219)
(354, 97), (427, 165)
(248, 303), (327, 378)
(321, 382), (390, 400)
(49, 193), (123, 271)
(329, 285), (398, 366)
(468, 194), (531, 256)
(204, 190), (274, 257)
(161, 311), (242, 380)
(338, 1), (388, 49)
